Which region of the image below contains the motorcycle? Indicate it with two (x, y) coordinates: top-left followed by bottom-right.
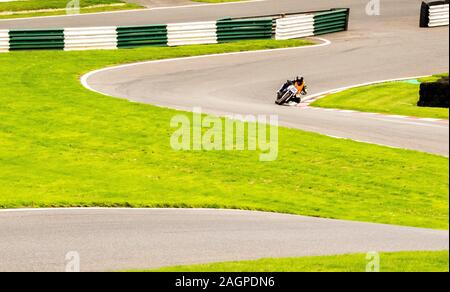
(275, 79), (308, 106)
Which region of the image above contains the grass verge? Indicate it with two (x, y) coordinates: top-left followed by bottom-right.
(0, 0), (141, 19)
(133, 251), (450, 272)
(311, 74), (449, 119)
(0, 39), (448, 230)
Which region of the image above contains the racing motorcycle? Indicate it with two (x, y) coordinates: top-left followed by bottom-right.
(275, 78), (308, 105)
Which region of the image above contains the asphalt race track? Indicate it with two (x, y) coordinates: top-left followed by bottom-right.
(82, 0), (449, 156)
(129, 0), (196, 8)
(0, 209), (448, 272)
(1, 0), (449, 271)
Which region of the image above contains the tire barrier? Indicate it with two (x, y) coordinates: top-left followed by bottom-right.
(313, 9), (350, 35)
(418, 76), (449, 108)
(420, 0), (449, 27)
(0, 8), (349, 52)
(117, 25), (168, 48)
(64, 27), (117, 51)
(0, 30), (8, 53)
(217, 18), (273, 42)
(9, 29), (65, 51)
(275, 14), (315, 40)
(168, 21), (217, 47)
(274, 8), (349, 40)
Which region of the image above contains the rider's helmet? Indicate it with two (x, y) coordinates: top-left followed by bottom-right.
(296, 76), (304, 85)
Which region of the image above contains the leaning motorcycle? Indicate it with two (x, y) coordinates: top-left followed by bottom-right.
(275, 82), (299, 105)
(275, 80), (308, 105)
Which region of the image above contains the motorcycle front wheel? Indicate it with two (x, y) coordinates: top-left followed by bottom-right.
(275, 92), (293, 105)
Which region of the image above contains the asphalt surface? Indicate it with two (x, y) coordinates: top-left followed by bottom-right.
(0, 0), (411, 29)
(126, 0), (196, 8)
(0, 0), (448, 272)
(0, 208), (448, 272)
(84, 0), (449, 155)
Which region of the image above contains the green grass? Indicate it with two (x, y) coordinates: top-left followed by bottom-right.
(0, 39), (448, 230)
(311, 74), (449, 119)
(0, 0), (141, 19)
(144, 251), (449, 272)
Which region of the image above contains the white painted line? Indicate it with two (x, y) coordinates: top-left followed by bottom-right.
(384, 115), (410, 119)
(304, 75), (449, 123)
(81, 37), (331, 96)
(419, 118), (444, 122)
(0, 207), (254, 214)
(0, 207), (329, 219)
(0, 0), (266, 22)
(304, 76), (431, 102)
(368, 116), (449, 128)
(79, 42), (448, 156)
(325, 134), (448, 157)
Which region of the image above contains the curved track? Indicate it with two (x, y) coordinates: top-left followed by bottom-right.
(83, 0), (449, 155)
(0, 209), (448, 272)
(1, 0), (449, 271)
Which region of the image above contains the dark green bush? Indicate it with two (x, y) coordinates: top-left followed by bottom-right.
(418, 76), (449, 108)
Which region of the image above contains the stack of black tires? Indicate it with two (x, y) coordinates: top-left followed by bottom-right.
(418, 76), (449, 108)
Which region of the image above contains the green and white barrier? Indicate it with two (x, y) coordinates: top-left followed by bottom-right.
(275, 14), (315, 40)
(9, 29), (64, 51)
(0, 8), (350, 52)
(421, 1), (449, 27)
(275, 8), (349, 40)
(167, 21), (217, 47)
(64, 27), (117, 51)
(117, 25), (168, 48)
(217, 18), (274, 42)
(313, 9), (349, 35)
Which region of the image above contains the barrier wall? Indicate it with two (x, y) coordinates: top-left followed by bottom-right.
(217, 18), (274, 42)
(64, 27), (117, 51)
(275, 15), (315, 40)
(117, 25), (168, 48)
(168, 21), (217, 46)
(0, 30), (8, 52)
(274, 8), (349, 40)
(9, 29), (64, 51)
(0, 8), (350, 52)
(420, 0), (449, 27)
(313, 9), (349, 35)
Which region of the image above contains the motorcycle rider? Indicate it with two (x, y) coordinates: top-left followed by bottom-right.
(277, 76), (308, 104)
(292, 76), (307, 103)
